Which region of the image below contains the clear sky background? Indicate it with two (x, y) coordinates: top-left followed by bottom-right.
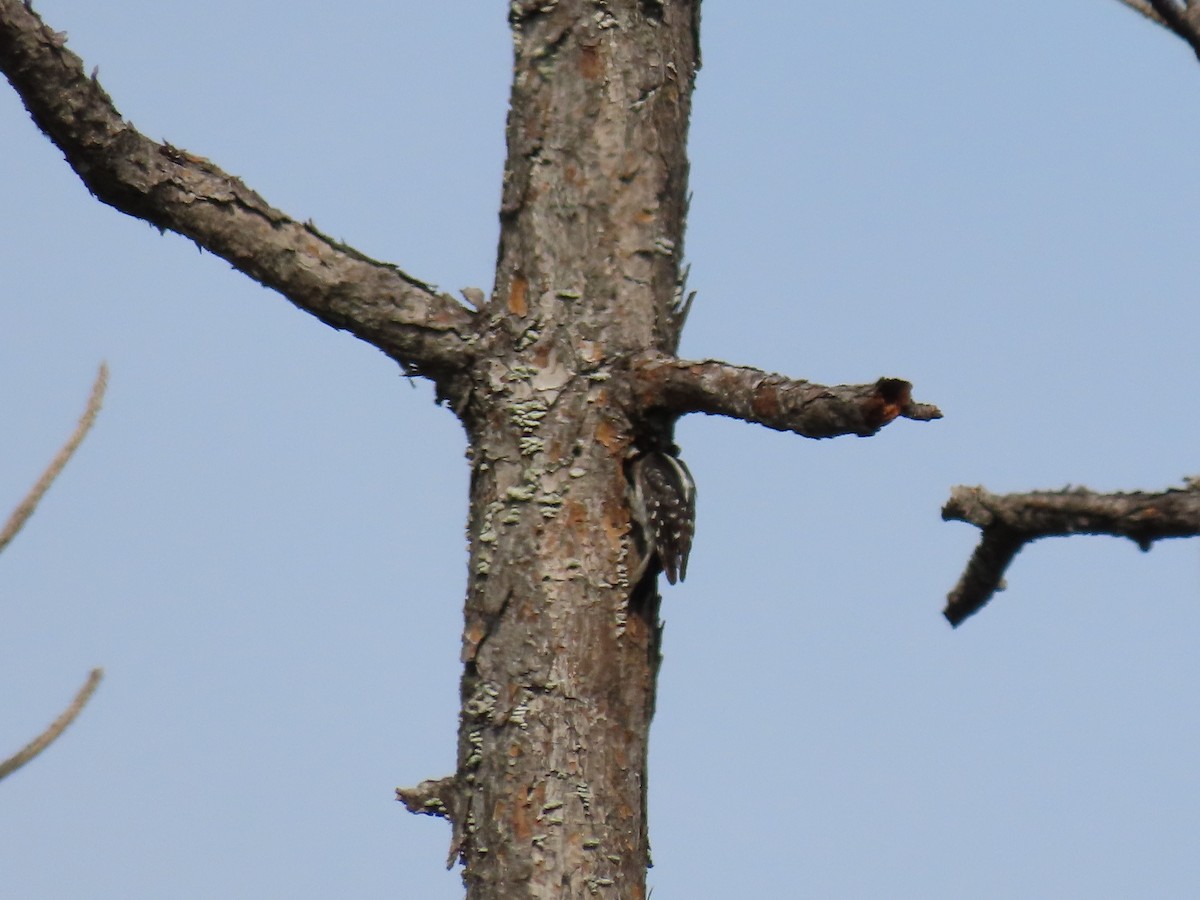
(3, 2), (1199, 897)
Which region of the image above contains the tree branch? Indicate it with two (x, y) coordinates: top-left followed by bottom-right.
(396, 775), (465, 869)
(632, 355), (941, 438)
(0, 0), (476, 383)
(0, 667), (103, 782)
(1115, 0), (1200, 59)
(942, 480), (1200, 626)
(1114, 0), (1167, 26)
(0, 363), (106, 555)
(1, 368), (106, 781)
(1149, 0), (1200, 57)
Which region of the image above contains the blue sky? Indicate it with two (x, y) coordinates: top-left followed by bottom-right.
(2, 2), (1199, 897)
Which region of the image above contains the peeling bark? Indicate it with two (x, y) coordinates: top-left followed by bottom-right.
(443, 4), (701, 894)
(1, 1), (939, 896)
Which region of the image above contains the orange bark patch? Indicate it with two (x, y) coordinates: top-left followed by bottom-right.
(602, 496), (628, 548)
(595, 418), (620, 451)
(507, 794), (534, 842)
(576, 339), (601, 363)
(579, 44), (603, 80)
(509, 780), (542, 846)
(463, 621), (486, 661)
(864, 378), (912, 427)
(562, 499), (587, 529)
(508, 273), (529, 317)
(751, 384), (781, 420)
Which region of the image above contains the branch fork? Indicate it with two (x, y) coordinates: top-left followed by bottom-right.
(942, 480), (1200, 626)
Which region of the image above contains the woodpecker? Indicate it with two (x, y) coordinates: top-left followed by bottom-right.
(627, 444), (696, 585)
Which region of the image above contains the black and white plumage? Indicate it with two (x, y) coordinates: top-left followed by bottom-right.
(627, 447), (696, 585)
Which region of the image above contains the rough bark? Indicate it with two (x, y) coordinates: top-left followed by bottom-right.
(434, 4), (701, 894)
(633, 356), (940, 438)
(942, 481), (1200, 626)
(0, 0), (475, 390)
(1, 1), (939, 896)
(935, 0), (1200, 628)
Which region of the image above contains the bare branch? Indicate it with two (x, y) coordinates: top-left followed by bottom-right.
(396, 775), (466, 869)
(1148, 0), (1200, 58)
(1113, 0), (1167, 26)
(0, 668), (103, 782)
(1114, 0), (1200, 58)
(1, 368), (106, 779)
(0, 364), (107, 555)
(396, 775), (460, 821)
(632, 355), (941, 438)
(0, 0), (476, 383)
(942, 480), (1200, 626)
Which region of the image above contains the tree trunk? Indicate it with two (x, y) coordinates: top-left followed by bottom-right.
(1, 1), (940, 894)
(447, 3), (699, 896)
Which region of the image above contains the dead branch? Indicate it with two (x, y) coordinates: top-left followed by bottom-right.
(0, 0), (475, 383)
(396, 776), (466, 869)
(1, 367), (108, 781)
(1114, 0), (1200, 58)
(0, 363), (107, 554)
(942, 480), (1200, 626)
(1150, 0), (1200, 57)
(632, 354), (941, 438)
(1114, 0), (1167, 26)
(0, 667), (103, 782)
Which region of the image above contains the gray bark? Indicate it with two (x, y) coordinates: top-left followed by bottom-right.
(442, 5), (700, 893)
(943, 481), (1200, 626)
(0, 1), (937, 896)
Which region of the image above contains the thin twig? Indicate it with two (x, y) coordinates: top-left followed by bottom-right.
(0, 363), (107, 555)
(0, 668), (104, 781)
